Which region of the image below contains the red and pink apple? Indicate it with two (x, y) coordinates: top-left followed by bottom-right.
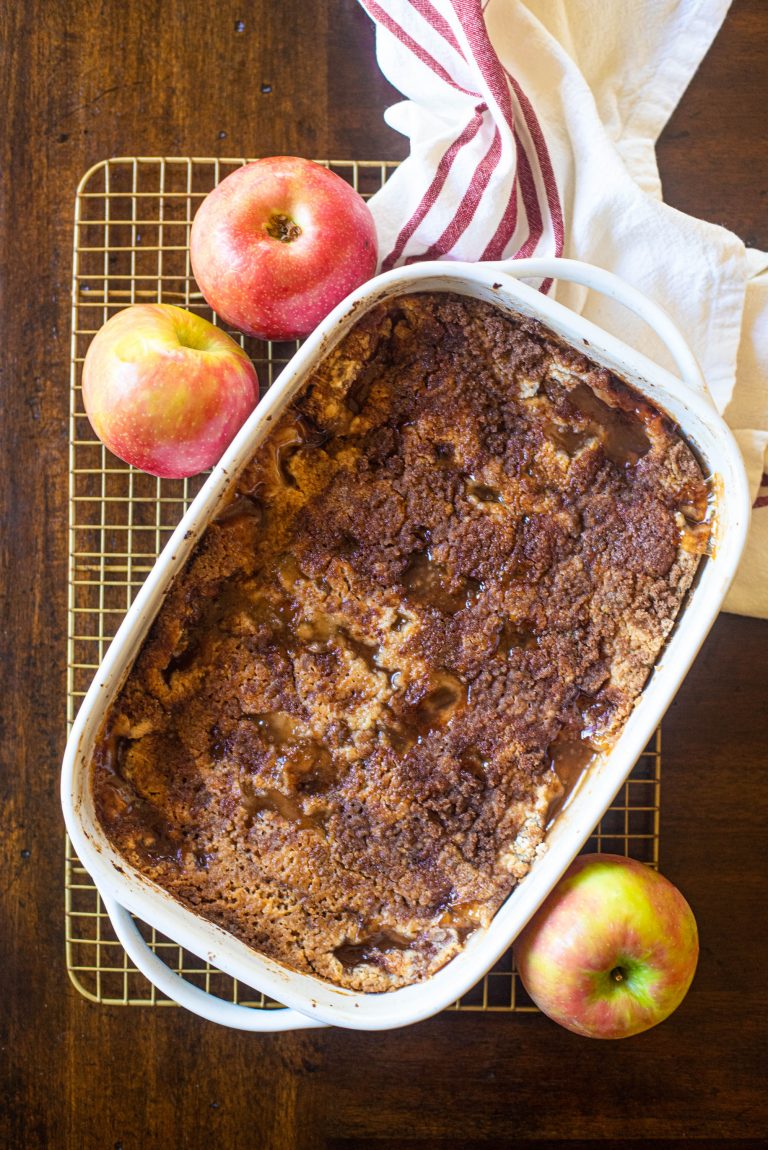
(513, 853), (699, 1039)
(190, 156), (378, 341)
(82, 303), (259, 478)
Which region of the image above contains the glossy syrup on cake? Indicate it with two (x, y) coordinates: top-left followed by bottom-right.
(93, 293), (710, 991)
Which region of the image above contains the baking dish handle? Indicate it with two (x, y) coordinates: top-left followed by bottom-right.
(488, 256), (710, 400)
(103, 895), (328, 1031)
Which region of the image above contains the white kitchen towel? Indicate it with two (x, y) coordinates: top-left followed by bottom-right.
(360, 0), (767, 617)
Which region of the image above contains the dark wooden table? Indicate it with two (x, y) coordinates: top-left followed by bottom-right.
(2, 2), (766, 1147)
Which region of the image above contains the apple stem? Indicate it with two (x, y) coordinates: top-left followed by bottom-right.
(610, 966), (625, 983)
(266, 214), (302, 243)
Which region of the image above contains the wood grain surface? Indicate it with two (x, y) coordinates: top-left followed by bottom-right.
(1, 2), (766, 1147)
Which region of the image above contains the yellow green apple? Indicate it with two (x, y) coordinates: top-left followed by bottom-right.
(82, 303), (259, 478)
(514, 853), (699, 1039)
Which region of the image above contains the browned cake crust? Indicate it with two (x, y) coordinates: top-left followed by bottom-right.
(93, 293), (710, 991)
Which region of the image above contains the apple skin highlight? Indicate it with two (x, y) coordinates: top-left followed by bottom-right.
(190, 157), (378, 342)
(82, 303), (259, 478)
(513, 853), (699, 1039)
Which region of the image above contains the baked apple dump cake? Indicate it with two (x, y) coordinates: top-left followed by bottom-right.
(93, 293), (710, 991)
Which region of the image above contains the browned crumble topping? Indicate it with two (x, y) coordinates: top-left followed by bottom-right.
(93, 293), (710, 991)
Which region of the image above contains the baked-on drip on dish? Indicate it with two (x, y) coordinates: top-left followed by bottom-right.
(93, 293), (711, 991)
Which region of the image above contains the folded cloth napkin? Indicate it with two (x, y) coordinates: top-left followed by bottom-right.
(360, 0), (768, 618)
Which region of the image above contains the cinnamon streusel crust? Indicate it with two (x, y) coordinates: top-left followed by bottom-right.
(93, 293), (710, 991)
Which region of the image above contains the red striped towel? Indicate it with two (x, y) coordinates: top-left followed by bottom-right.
(360, 0), (768, 618)
(361, 0), (563, 271)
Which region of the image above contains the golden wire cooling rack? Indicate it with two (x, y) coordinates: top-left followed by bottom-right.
(66, 156), (662, 1014)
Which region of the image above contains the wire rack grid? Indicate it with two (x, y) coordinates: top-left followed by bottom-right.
(66, 156), (662, 1015)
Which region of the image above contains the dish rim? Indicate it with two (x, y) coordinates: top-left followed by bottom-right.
(61, 256), (751, 1030)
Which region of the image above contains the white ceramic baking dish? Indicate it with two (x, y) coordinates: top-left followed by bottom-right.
(61, 256), (750, 1032)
